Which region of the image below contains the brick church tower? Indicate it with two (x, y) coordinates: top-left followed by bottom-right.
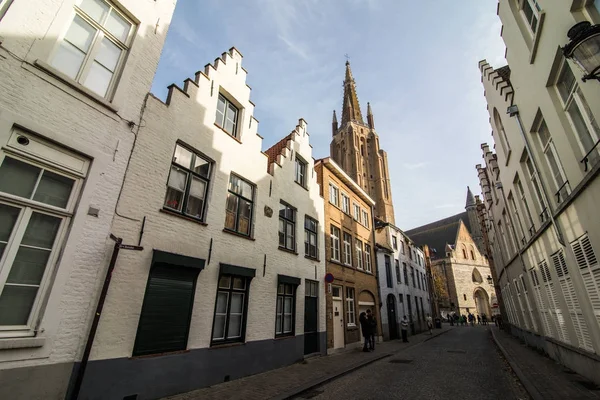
(330, 61), (395, 224)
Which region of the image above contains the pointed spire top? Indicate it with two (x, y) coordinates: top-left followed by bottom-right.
(341, 61), (364, 125)
(332, 109), (337, 123)
(367, 102), (372, 116)
(366, 102), (374, 129)
(465, 186), (476, 209)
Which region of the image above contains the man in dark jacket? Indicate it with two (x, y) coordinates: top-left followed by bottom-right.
(359, 312), (369, 352)
(367, 309), (377, 351)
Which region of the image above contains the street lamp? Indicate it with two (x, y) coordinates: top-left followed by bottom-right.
(563, 21), (600, 82)
(487, 275), (493, 285)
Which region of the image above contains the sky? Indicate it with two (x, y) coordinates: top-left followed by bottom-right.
(151, 0), (507, 231)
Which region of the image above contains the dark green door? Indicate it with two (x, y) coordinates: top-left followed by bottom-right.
(304, 280), (319, 355)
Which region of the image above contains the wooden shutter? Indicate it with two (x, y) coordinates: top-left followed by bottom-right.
(572, 234), (600, 329)
(133, 264), (199, 356)
(540, 260), (570, 343)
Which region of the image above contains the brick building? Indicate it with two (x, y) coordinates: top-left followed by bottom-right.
(0, 0), (175, 398)
(315, 157), (381, 352)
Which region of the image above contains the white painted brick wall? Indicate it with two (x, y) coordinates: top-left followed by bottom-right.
(0, 0), (176, 368)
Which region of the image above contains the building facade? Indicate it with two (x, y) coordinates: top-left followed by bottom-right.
(375, 223), (431, 339)
(0, 0), (175, 398)
(314, 158), (381, 352)
(476, 0), (600, 385)
(406, 190), (497, 320)
(75, 48), (327, 399)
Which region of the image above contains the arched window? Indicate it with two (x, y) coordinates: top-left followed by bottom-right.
(470, 245), (476, 260)
(493, 108), (511, 157)
(472, 268), (483, 283)
(463, 294), (467, 301)
(462, 246), (468, 259)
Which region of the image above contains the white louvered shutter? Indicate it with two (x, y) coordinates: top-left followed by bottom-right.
(541, 260), (570, 343)
(532, 268), (553, 337)
(520, 275), (538, 332)
(572, 235), (600, 329)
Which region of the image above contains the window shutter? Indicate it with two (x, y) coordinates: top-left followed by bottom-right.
(133, 264), (199, 356)
(571, 234), (600, 333)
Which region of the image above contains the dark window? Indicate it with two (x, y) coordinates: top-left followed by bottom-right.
(417, 271), (421, 290)
(225, 174), (254, 236)
(164, 144), (211, 220)
(276, 283), (296, 336)
(133, 264), (199, 356)
(463, 294), (467, 301)
(216, 94), (239, 137)
(279, 203), (296, 251)
(212, 274), (249, 344)
(304, 216), (318, 258)
(385, 255), (393, 288)
(470, 250), (475, 260)
(411, 267), (415, 288)
(403, 262), (408, 284)
(392, 236), (398, 250)
(420, 298), (425, 321)
(395, 259), (401, 284)
(295, 157), (307, 187)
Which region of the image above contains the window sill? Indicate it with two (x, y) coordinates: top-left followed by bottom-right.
(210, 341), (245, 349)
(33, 60), (119, 113)
(278, 246), (298, 255)
(0, 336), (46, 350)
(328, 259), (353, 268)
(223, 228), (255, 241)
(274, 333), (295, 340)
(304, 255), (320, 262)
(294, 181), (309, 191)
(160, 208), (208, 225)
(214, 123), (242, 144)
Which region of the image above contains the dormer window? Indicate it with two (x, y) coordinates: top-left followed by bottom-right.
(216, 94), (239, 138)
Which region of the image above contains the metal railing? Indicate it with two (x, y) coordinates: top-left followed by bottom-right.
(581, 139), (600, 172)
(555, 180), (570, 204)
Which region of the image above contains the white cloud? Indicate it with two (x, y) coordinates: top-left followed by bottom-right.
(403, 162), (428, 170)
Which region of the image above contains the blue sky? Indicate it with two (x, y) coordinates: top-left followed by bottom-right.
(151, 0), (506, 230)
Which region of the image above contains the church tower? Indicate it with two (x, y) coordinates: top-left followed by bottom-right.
(465, 186), (484, 254)
(330, 61), (396, 224)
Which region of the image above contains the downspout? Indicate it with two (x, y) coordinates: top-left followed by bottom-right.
(371, 206), (385, 340)
(509, 106), (566, 247)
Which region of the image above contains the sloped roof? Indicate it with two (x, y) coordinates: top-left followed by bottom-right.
(495, 65), (511, 85)
(405, 212), (472, 258)
(264, 133), (292, 172)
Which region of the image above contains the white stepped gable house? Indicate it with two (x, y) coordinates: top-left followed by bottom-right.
(81, 47), (326, 399)
(0, 0), (176, 399)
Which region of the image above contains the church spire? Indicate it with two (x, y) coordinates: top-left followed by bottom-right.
(332, 110), (338, 136)
(465, 186), (476, 209)
(367, 102), (374, 129)
(341, 61), (364, 126)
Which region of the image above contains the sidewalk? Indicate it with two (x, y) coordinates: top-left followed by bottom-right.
(163, 326), (452, 400)
(491, 327), (600, 400)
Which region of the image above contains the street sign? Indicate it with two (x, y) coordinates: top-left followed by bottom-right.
(120, 244), (143, 251)
(325, 273), (334, 283)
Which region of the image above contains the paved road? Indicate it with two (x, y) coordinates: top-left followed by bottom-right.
(295, 326), (530, 400)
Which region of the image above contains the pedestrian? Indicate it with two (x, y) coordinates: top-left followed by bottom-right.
(367, 309), (377, 351)
(454, 314), (459, 326)
(482, 314), (488, 325)
(401, 315), (409, 343)
(426, 313), (433, 335)
(359, 312), (369, 352)
(477, 315), (481, 325)
(469, 313), (474, 327)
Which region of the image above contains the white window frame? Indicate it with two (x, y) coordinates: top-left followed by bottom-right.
(508, 192), (526, 245)
(50, 0), (136, 99)
(216, 94), (240, 137)
(294, 156), (307, 187)
(519, 0), (541, 35)
(0, 149), (86, 338)
(364, 244), (372, 273)
(341, 192), (350, 214)
(535, 119), (570, 204)
(330, 225), (340, 262)
(353, 203), (360, 221)
(346, 287), (356, 326)
(361, 209), (369, 228)
(355, 239), (363, 270)
(0, 0), (14, 20)
(329, 183), (339, 207)
(523, 155), (547, 223)
(342, 232), (352, 266)
(515, 175), (535, 236)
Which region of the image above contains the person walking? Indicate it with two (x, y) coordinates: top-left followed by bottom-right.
(426, 313), (433, 335)
(359, 312), (369, 352)
(477, 315), (481, 325)
(401, 316), (409, 343)
(367, 309), (377, 351)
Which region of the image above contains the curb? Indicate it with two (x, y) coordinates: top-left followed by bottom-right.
(275, 327), (452, 400)
(490, 328), (543, 400)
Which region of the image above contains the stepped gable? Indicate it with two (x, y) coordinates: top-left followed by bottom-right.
(265, 119), (309, 175)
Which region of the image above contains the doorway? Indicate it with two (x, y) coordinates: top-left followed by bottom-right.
(387, 294), (398, 339)
(304, 280), (319, 355)
(332, 286), (344, 349)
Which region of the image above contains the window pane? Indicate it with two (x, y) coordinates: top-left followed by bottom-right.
(284, 297), (292, 313)
(0, 157), (41, 199)
(557, 66), (576, 104)
(286, 223), (294, 249)
(238, 198), (251, 235)
(285, 284), (293, 295)
(225, 194), (238, 231)
(279, 220), (285, 246)
(567, 100), (597, 152)
(21, 212), (61, 249)
(32, 170), (74, 208)
(173, 145), (193, 169)
(64, 15), (96, 52)
(185, 177), (206, 218)
(277, 296), (283, 311)
(216, 96), (226, 126)
(52, 42), (86, 79)
(233, 277), (245, 290)
(6, 247), (51, 285)
(95, 37), (121, 71)
(216, 292), (228, 313)
(165, 167), (187, 211)
(79, 0), (110, 23)
(0, 285), (38, 325)
(276, 314), (282, 334)
(227, 314), (242, 338)
(193, 155), (210, 178)
(230, 293), (244, 313)
(283, 315), (292, 332)
(218, 276), (231, 289)
(84, 62), (113, 97)
(0, 204), (20, 259)
(212, 315), (226, 339)
(105, 10), (131, 43)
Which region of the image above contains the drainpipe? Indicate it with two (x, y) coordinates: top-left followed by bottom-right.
(371, 206), (384, 340)
(508, 106), (566, 247)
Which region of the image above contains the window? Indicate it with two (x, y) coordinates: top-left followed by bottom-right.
(508, 192), (526, 244)
(225, 175), (254, 236)
(571, 234), (600, 330)
(385, 255), (393, 288)
(408, 247), (413, 260)
(329, 184), (339, 206)
(0, 0), (14, 20)
(215, 94), (240, 137)
(355, 239), (364, 270)
(493, 108), (511, 158)
(524, 155), (547, 222)
(212, 274), (249, 343)
(353, 203), (360, 220)
(516, 175), (535, 236)
(275, 283), (296, 336)
(304, 217), (318, 259)
(411, 267), (416, 288)
(556, 61), (600, 169)
(403, 263), (408, 284)
(536, 120), (570, 203)
(520, 0), (541, 34)
(133, 264), (199, 356)
(278, 203), (296, 251)
(392, 236), (398, 250)
(463, 294), (467, 301)
(295, 157), (307, 187)
(364, 244), (372, 273)
(0, 152), (83, 333)
(330, 225), (341, 261)
(470, 250), (475, 260)
(51, 0), (134, 98)
(395, 260), (401, 284)
(361, 209), (370, 228)
(164, 144), (211, 220)
(341, 193), (350, 214)
(342, 232), (352, 265)
(417, 271), (421, 290)
(462, 248), (468, 259)
(401, 241), (405, 254)
(346, 287), (356, 326)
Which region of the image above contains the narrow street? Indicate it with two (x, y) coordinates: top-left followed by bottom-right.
(297, 326), (529, 400)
